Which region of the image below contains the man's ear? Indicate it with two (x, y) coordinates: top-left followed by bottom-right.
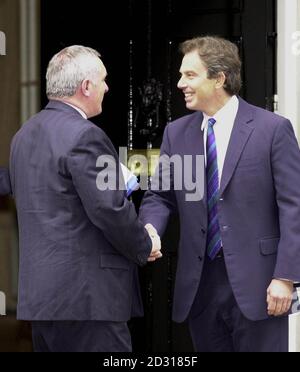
(81, 79), (91, 97)
(215, 72), (226, 89)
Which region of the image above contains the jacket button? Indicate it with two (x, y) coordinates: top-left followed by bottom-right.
(201, 228), (206, 234)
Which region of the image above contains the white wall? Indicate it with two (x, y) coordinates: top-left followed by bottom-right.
(277, 0), (300, 138)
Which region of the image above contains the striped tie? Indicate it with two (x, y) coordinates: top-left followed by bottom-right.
(206, 118), (222, 259)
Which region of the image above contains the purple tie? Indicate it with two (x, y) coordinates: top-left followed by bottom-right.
(206, 118), (222, 259)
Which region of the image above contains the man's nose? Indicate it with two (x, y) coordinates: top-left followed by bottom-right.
(177, 76), (186, 89)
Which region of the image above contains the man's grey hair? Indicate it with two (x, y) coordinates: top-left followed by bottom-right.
(46, 45), (101, 98)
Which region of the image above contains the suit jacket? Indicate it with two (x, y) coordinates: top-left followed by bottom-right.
(0, 167), (11, 195)
(140, 97), (300, 322)
(10, 100), (151, 321)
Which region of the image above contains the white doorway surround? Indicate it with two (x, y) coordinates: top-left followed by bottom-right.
(277, 0), (300, 138)
(20, 0), (40, 124)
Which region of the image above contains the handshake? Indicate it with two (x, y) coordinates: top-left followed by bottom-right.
(145, 223), (163, 262)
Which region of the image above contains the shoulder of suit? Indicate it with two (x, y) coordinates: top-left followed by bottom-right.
(248, 102), (290, 126)
(165, 111), (201, 132)
(71, 119), (110, 143)
(43, 107), (109, 141)
(67, 120), (117, 158)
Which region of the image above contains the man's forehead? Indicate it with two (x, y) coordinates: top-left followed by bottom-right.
(180, 55), (204, 71)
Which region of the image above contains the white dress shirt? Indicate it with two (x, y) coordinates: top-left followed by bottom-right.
(201, 95), (239, 186)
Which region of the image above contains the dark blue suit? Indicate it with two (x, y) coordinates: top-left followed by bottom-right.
(10, 100), (152, 351)
(140, 98), (300, 351)
(0, 167), (11, 195)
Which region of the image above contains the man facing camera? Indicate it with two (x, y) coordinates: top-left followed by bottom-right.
(10, 46), (161, 352)
(140, 36), (300, 352)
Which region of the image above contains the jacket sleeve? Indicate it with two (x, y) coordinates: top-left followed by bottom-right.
(0, 167), (11, 196)
(68, 125), (152, 266)
(272, 119), (300, 282)
(139, 124), (178, 237)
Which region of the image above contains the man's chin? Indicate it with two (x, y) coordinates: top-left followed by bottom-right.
(186, 103), (195, 111)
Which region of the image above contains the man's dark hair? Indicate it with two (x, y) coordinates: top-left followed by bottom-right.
(180, 36), (242, 96)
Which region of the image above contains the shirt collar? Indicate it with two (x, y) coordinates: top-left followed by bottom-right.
(201, 95), (239, 131)
(63, 102), (88, 119)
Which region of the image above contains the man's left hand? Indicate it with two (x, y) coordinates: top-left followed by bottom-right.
(266, 279), (293, 316)
(145, 223), (163, 262)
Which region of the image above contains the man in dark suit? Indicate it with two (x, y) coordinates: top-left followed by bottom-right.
(140, 36), (300, 352)
(9, 45), (162, 352)
(0, 167), (11, 195)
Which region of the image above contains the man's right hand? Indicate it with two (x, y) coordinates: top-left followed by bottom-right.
(145, 223), (162, 262)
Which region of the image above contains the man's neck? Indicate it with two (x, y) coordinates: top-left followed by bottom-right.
(202, 93), (232, 117)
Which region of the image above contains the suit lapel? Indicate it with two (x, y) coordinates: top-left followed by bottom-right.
(219, 98), (254, 196)
(184, 112), (207, 204)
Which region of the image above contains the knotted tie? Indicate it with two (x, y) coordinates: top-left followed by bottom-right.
(206, 118), (222, 259)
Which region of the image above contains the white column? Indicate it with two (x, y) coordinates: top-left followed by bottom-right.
(0, 291), (6, 316)
(20, 0), (40, 124)
(0, 31), (6, 55)
(277, 0), (300, 138)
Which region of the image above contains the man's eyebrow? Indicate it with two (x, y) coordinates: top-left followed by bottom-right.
(179, 70), (196, 74)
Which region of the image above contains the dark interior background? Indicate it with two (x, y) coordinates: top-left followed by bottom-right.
(41, 0), (276, 351)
